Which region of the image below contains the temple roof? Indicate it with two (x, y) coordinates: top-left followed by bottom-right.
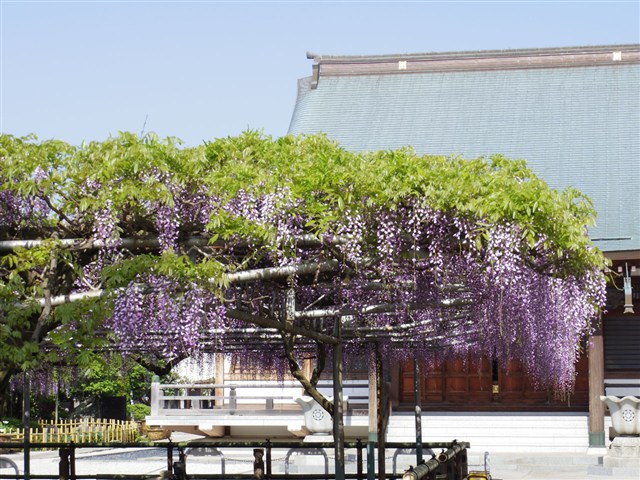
(289, 45), (640, 253)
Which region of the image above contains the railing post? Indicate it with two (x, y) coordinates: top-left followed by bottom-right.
(483, 451), (489, 477)
(151, 375), (161, 415)
(229, 386), (237, 414)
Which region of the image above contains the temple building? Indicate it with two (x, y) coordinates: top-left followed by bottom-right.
(288, 44), (640, 449)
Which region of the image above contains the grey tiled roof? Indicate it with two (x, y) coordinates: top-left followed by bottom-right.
(289, 46), (640, 253)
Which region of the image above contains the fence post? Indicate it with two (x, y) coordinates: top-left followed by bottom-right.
(70, 443), (76, 480)
(357, 439), (364, 480)
(254, 448), (265, 479)
(59, 448), (70, 480)
(167, 443), (174, 473)
(172, 447), (187, 480)
(457, 448), (468, 479)
(266, 439), (272, 479)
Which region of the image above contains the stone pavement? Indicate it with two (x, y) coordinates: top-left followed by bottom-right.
(472, 451), (640, 479)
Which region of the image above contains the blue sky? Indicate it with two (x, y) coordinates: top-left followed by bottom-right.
(1, 1), (638, 146)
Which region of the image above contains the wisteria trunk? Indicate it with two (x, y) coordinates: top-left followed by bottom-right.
(0, 369), (16, 415)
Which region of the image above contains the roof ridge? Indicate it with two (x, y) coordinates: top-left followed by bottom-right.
(306, 45), (640, 82)
(309, 44), (640, 64)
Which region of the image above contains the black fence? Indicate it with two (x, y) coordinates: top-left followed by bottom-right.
(0, 439), (469, 480)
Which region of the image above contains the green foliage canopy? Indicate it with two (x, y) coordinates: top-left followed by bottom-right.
(0, 132), (607, 401)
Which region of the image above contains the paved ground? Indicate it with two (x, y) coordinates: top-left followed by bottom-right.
(1, 436), (638, 479)
(477, 452), (640, 480)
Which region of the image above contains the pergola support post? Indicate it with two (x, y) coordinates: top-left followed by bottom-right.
(333, 317), (346, 480)
(376, 346), (386, 480)
(414, 359), (423, 465)
(23, 372), (31, 480)
(588, 318), (606, 448)
(367, 346), (377, 480)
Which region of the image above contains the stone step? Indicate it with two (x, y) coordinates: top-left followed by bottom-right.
(386, 413), (591, 453)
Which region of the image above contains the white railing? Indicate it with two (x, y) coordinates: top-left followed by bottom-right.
(150, 380), (370, 416)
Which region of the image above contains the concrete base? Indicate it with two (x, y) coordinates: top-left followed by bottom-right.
(594, 435), (640, 477)
(606, 435), (640, 462)
(302, 433), (333, 443)
(604, 456), (640, 468)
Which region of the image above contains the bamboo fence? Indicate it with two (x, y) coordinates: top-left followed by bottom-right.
(1, 418), (139, 444)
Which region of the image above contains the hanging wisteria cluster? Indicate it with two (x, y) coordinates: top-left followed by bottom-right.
(0, 132), (607, 398)
(107, 274), (227, 358)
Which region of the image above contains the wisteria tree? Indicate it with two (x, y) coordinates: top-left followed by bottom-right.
(0, 131), (607, 418)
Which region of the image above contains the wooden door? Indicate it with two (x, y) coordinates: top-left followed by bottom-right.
(399, 354), (589, 411)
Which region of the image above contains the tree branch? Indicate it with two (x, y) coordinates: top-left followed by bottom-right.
(131, 353), (187, 377)
(225, 309), (340, 345)
(309, 341), (326, 388)
(281, 332), (333, 416)
(30, 248), (58, 343)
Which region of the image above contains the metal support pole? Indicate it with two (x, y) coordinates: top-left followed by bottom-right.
(414, 360), (423, 465)
(377, 346), (386, 480)
(333, 316), (346, 480)
(23, 372), (30, 480)
(367, 346), (377, 480)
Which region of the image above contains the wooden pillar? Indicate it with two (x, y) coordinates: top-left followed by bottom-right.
(588, 319), (605, 447)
